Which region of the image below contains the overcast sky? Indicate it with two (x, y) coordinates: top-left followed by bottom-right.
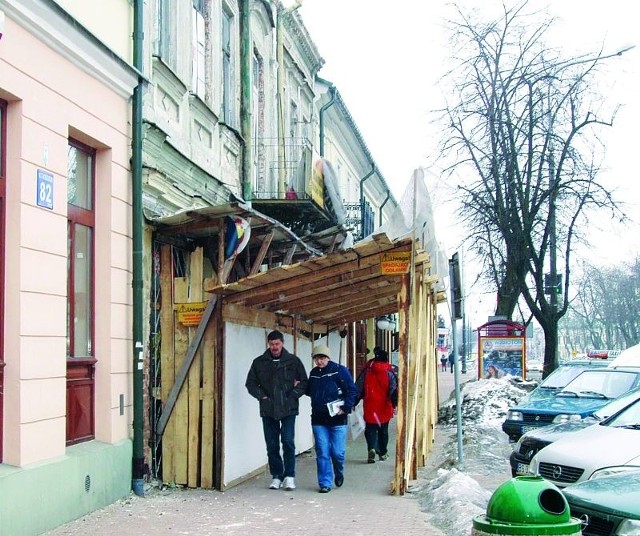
(299, 0), (639, 324)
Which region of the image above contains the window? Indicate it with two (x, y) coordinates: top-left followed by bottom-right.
(192, 0), (206, 97)
(66, 140), (96, 445)
(222, 9), (235, 125)
(157, 0), (177, 70)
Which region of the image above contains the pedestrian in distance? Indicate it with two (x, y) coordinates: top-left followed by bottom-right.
(306, 344), (358, 493)
(448, 351), (455, 373)
(245, 330), (308, 491)
(440, 354), (447, 372)
(356, 349), (398, 463)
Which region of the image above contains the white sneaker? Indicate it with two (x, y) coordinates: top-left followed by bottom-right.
(283, 477), (296, 490)
(269, 478), (282, 490)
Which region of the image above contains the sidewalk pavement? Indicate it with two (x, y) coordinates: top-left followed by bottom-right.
(46, 370), (474, 536)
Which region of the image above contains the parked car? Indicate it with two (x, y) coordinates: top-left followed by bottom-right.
(525, 359), (614, 403)
(526, 360), (543, 373)
(502, 361), (628, 442)
(563, 470), (640, 536)
(509, 386), (640, 476)
(529, 392), (640, 487)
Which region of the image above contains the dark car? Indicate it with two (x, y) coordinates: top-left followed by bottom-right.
(563, 470), (640, 535)
(502, 359), (614, 440)
(509, 386), (640, 476)
(502, 367), (640, 442)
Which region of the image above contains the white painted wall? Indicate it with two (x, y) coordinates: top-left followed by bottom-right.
(222, 324), (345, 486)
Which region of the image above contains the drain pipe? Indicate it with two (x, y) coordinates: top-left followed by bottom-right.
(239, 0), (253, 201)
(359, 164), (375, 238)
(319, 85), (336, 157)
(131, 0), (145, 497)
(379, 189), (391, 226)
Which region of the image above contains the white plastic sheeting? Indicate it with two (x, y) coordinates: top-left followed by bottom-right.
(361, 168), (449, 290)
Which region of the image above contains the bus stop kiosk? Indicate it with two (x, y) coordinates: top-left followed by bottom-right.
(477, 319), (526, 380)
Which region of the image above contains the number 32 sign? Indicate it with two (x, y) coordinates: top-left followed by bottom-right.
(37, 169), (54, 210)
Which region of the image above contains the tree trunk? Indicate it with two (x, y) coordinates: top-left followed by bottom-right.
(540, 317), (560, 379)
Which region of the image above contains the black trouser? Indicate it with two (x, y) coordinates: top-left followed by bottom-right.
(364, 421), (390, 456)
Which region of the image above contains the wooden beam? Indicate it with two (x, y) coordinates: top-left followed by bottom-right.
(392, 272), (410, 495)
(283, 244), (297, 265)
(249, 231), (274, 275)
(327, 232), (339, 254)
(234, 264), (382, 308)
(280, 282), (395, 314)
(160, 245), (176, 483)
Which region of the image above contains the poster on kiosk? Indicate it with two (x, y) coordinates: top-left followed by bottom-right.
(477, 320), (526, 380)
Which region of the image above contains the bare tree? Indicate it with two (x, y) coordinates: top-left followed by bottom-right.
(438, 1), (630, 376)
(563, 257), (640, 350)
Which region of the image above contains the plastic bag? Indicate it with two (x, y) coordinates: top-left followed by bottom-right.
(348, 403), (365, 440)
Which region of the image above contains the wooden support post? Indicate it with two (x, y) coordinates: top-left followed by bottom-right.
(392, 272), (410, 495)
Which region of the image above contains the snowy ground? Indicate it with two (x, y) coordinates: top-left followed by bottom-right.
(412, 377), (533, 536)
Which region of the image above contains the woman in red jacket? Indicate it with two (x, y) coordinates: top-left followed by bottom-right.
(355, 349), (398, 463)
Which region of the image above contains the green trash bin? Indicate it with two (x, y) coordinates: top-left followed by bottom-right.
(472, 476), (582, 535)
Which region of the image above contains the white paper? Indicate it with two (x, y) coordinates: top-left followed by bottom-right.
(326, 399), (343, 417)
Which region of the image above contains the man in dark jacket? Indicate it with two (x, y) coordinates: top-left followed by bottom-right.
(245, 330), (308, 491)
(306, 344), (357, 493)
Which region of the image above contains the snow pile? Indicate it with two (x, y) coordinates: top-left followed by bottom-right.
(438, 377), (528, 426)
(420, 469), (492, 535)
(415, 377), (532, 536)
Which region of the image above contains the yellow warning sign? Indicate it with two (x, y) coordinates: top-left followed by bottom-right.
(176, 302), (208, 326)
(381, 252), (410, 275)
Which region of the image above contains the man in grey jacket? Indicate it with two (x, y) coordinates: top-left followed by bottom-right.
(245, 330), (308, 491)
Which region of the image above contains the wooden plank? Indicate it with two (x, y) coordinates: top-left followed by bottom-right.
(392, 272), (410, 496)
(222, 303), (281, 328)
(155, 256), (235, 438)
(217, 218), (225, 278)
(213, 245), (402, 300)
(283, 244), (297, 265)
(408, 278), (424, 478)
(424, 284), (437, 463)
(417, 276), (429, 466)
(214, 302), (224, 490)
(173, 277), (189, 485)
(200, 286), (216, 488)
(240, 264), (382, 309)
(187, 248), (204, 488)
(250, 231), (274, 274)
(289, 283), (396, 314)
(160, 245), (176, 484)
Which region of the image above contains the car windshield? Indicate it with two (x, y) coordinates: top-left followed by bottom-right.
(560, 370), (638, 399)
(606, 398), (640, 429)
(593, 387), (640, 420)
(540, 366), (588, 389)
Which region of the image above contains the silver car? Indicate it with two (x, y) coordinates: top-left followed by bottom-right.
(529, 395), (640, 487)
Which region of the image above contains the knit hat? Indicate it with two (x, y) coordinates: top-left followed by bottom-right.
(312, 344), (331, 358)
